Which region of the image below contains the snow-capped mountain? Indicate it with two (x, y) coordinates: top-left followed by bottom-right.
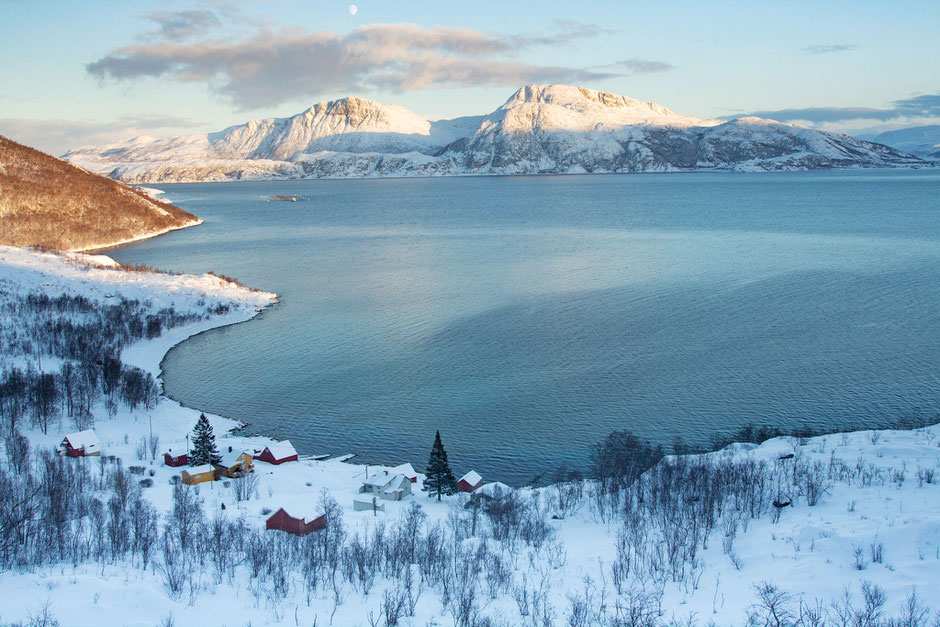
(858, 125), (940, 162)
(64, 85), (926, 183)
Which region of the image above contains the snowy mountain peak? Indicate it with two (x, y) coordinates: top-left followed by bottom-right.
(506, 84), (668, 114)
(493, 84), (719, 131)
(62, 85), (926, 183)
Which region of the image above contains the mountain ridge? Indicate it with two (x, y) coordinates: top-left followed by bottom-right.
(0, 135), (200, 251)
(64, 85), (927, 183)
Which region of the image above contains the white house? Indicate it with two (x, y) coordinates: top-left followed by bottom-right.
(390, 462), (419, 483)
(359, 473), (413, 501)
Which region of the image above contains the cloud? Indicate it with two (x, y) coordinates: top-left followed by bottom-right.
(801, 44), (858, 54)
(0, 115), (204, 155)
(144, 10), (222, 41)
(616, 58), (674, 74)
(86, 22), (619, 110)
(735, 92), (940, 124)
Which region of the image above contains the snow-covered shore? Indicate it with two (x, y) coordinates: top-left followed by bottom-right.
(1, 246), (939, 627)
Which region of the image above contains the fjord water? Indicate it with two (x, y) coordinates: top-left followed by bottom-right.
(110, 171), (940, 485)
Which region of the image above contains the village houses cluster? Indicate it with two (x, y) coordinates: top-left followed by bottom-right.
(58, 425), (511, 536)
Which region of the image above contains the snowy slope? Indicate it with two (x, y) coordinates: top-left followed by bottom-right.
(63, 85), (926, 183)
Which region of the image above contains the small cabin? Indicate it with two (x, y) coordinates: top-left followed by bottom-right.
(360, 473), (412, 501)
(181, 464), (217, 486)
(465, 482), (511, 508)
(60, 430), (101, 457)
(391, 463), (419, 483)
(266, 505), (326, 536)
(163, 449), (189, 467)
(214, 449), (254, 478)
(256, 441), (298, 465)
(457, 470), (483, 493)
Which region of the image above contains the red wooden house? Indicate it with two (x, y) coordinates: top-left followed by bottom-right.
(457, 470), (483, 493)
(256, 441), (298, 465)
(163, 449), (189, 467)
(266, 505), (326, 536)
(60, 430), (101, 457)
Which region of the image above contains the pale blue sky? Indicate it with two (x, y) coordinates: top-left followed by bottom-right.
(1, 0), (938, 154)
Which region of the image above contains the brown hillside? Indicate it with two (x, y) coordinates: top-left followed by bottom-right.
(0, 135), (199, 251)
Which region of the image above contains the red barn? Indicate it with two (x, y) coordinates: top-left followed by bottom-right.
(256, 441), (298, 465)
(163, 450), (189, 467)
(60, 430), (101, 457)
(266, 505), (326, 536)
(457, 470), (483, 493)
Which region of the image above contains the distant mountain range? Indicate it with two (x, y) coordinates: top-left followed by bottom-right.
(0, 135), (199, 251)
(857, 125), (940, 162)
(64, 85), (927, 183)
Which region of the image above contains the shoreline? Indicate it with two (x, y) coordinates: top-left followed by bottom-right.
(73, 217), (203, 254)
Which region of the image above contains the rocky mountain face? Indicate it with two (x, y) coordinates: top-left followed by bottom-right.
(0, 135), (199, 251)
(858, 125), (940, 162)
(64, 85), (926, 183)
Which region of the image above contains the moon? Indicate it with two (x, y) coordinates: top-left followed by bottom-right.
(348, 4), (358, 15)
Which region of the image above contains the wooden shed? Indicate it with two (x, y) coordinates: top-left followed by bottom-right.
(266, 505), (327, 536)
(60, 430), (101, 457)
(256, 441), (298, 465)
(181, 464), (217, 486)
(457, 470), (483, 493)
(163, 449), (189, 467)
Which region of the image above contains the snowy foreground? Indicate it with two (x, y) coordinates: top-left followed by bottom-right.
(1, 247), (939, 627)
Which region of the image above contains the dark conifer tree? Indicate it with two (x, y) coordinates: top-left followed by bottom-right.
(422, 430), (457, 501)
(190, 413), (221, 466)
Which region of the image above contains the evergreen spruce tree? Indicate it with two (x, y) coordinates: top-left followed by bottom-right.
(422, 430), (457, 501)
(190, 413), (221, 466)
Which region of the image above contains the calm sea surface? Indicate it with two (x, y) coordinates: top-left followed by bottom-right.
(109, 171), (940, 485)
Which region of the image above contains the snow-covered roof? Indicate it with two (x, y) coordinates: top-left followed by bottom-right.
(363, 472), (407, 490)
(265, 441), (297, 459)
(391, 463), (417, 477)
(477, 482), (511, 498)
(459, 470), (482, 486)
(281, 503), (323, 525)
(219, 450), (250, 467)
(186, 464), (214, 475)
(383, 475), (409, 493)
(64, 429), (99, 449)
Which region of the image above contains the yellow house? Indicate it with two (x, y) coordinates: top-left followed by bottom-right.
(214, 450), (254, 478)
(181, 464), (217, 485)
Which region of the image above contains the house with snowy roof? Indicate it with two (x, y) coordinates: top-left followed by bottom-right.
(266, 504), (327, 535)
(457, 470), (483, 493)
(181, 464), (217, 486)
(465, 482), (511, 508)
(60, 429), (101, 457)
(359, 472), (413, 501)
(163, 449), (188, 467)
(214, 448), (254, 478)
(255, 441), (298, 465)
(390, 462), (419, 483)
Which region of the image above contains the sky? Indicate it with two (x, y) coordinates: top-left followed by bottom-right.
(1, 0), (938, 155)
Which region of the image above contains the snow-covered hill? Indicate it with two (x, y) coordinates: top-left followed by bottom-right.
(64, 85), (926, 183)
(859, 125), (940, 162)
(0, 135), (201, 250)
